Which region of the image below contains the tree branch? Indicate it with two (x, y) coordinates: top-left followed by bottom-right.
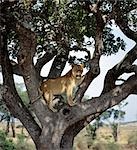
(16, 22), (41, 101)
(48, 49), (69, 78)
(0, 85), (41, 145)
(61, 113), (101, 149)
(0, 60), (22, 76)
(75, 1), (106, 102)
(47, 17), (70, 78)
(74, 56), (100, 103)
(110, 0), (137, 42)
(102, 44), (137, 93)
(35, 51), (57, 76)
(0, 30), (41, 145)
(10, 60), (22, 76)
(15, 21), (55, 127)
(16, 23), (36, 65)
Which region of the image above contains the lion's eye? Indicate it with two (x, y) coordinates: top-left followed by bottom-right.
(78, 69), (82, 72)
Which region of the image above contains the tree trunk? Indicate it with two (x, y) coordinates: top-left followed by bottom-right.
(11, 116), (16, 138)
(35, 118), (85, 150)
(5, 116), (10, 135)
(112, 123), (118, 142)
(37, 131), (74, 150)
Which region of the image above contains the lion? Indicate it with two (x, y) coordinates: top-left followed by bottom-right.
(40, 64), (84, 112)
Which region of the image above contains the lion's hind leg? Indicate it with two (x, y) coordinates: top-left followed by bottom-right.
(67, 88), (76, 106)
(45, 91), (57, 112)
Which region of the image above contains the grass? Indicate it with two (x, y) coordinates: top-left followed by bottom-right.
(0, 121), (137, 150)
(0, 122), (36, 150)
(74, 122), (137, 150)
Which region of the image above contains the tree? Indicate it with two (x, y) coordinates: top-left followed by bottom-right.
(86, 117), (102, 142)
(0, 94), (16, 138)
(0, 0), (137, 149)
(110, 102), (127, 142)
(86, 102), (126, 143)
(0, 83), (28, 138)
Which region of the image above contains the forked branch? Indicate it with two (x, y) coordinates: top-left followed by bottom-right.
(102, 44), (137, 94)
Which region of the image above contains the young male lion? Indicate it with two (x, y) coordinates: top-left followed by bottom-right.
(40, 64), (84, 112)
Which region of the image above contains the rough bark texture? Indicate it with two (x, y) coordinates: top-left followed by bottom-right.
(0, 0), (137, 150)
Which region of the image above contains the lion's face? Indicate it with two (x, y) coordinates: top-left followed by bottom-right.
(72, 64), (84, 79)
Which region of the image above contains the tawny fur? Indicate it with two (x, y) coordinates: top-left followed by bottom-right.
(40, 64), (84, 112)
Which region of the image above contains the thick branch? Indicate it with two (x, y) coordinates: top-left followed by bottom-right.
(110, 1), (137, 42)
(16, 23), (41, 102)
(0, 30), (41, 145)
(0, 85), (41, 145)
(48, 49), (69, 78)
(35, 51), (57, 76)
(0, 60), (22, 76)
(10, 60), (22, 76)
(75, 2), (105, 102)
(102, 44), (137, 93)
(16, 23), (36, 65)
(16, 21), (55, 127)
(115, 17), (137, 43)
(61, 113), (101, 149)
(75, 56), (100, 102)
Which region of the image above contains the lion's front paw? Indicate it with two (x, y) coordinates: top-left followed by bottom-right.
(50, 107), (58, 112)
(68, 101), (77, 106)
(49, 105), (58, 112)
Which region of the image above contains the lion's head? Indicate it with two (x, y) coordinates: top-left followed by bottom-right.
(71, 64), (84, 79)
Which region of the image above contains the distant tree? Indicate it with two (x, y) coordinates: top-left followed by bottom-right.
(0, 0), (137, 149)
(0, 83), (28, 138)
(109, 102), (127, 142)
(86, 102), (126, 142)
(0, 97), (16, 137)
(86, 117), (103, 140)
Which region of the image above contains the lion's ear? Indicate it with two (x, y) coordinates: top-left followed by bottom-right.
(80, 64), (84, 68)
(71, 64), (76, 68)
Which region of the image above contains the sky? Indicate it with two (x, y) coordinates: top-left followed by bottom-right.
(0, 22), (137, 122)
